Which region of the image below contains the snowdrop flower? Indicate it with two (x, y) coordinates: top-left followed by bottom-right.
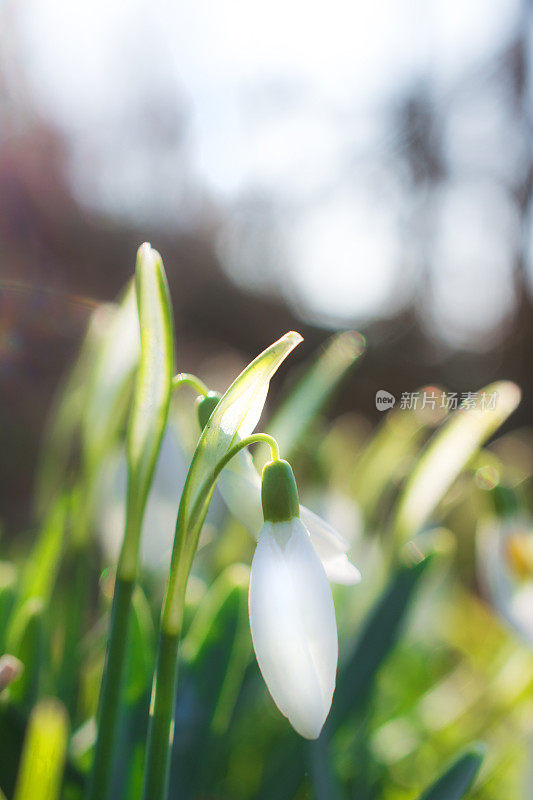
(478, 511), (533, 647)
(197, 394), (361, 586)
(249, 457), (338, 738)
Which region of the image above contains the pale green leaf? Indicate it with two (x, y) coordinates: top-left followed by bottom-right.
(82, 285), (139, 473)
(352, 404), (431, 524)
(13, 699), (69, 800)
(17, 496), (67, 609)
(121, 244), (175, 575)
(127, 244), (175, 499)
(418, 745), (484, 800)
(35, 303), (113, 513)
(394, 381), (521, 541)
(185, 331), (303, 525)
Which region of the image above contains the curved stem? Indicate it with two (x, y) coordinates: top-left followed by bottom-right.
(213, 433), (279, 478)
(183, 434), (280, 555)
(171, 372), (209, 397)
(142, 432), (281, 800)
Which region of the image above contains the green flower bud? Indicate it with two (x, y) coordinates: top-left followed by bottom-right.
(196, 392), (221, 429)
(261, 459), (300, 523)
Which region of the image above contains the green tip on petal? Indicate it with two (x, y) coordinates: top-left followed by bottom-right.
(261, 459), (300, 523)
(196, 392), (222, 430)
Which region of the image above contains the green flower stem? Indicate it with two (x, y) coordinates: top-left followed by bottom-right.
(84, 573), (135, 800)
(172, 372), (209, 397)
(141, 631), (179, 800)
(58, 543), (89, 718)
(58, 482), (94, 719)
(213, 433), (280, 474)
(142, 432), (280, 800)
(84, 501), (143, 800)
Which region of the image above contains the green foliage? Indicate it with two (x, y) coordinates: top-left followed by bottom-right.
(418, 745), (484, 800)
(13, 699), (69, 800)
(0, 243), (526, 800)
(394, 382), (521, 542)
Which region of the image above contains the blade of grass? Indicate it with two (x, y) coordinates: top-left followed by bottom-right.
(34, 304), (113, 515)
(0, 562), (17, 652)
(81, 283), (139, 477)
(393, 382), (520, 542)
(7, 598), (45, 709)
(13, 699), (69, 800)
(351, 404), (431, 525)
(86, 243), (174, 800)
(329, 555), (432, 730)
(16, 496), (68, 613)
(169, 565), (250, 798)
(418, 744), (485, 800)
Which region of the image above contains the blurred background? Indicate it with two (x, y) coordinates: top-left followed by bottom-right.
(1, 0), (533, 531)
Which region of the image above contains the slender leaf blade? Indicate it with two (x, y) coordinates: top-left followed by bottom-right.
(418, 745), (485, 800)
(13, 699), (69, 800)
(35, 304), (112, 513)
(170, 565), (250, 797)
(6, 598), (45, 708)
(82, 285), (139, 473)
(17, 496), (68, 610)
(127, 245), (174, 510)
(394, 382), (520, 542)
(330, 556), (432, 730)
(122, 243), (175, 572)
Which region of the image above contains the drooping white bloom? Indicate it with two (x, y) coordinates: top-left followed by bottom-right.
(478, 515), (533, 646)
(218, 447), (361, 585)
(249, 517), (338, 739)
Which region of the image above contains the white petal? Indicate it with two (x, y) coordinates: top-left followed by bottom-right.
(300, 506), (361, 585)
(249, 518), (338, 739)
(477, 518), (533, 646)
(217, 449), (263, 533)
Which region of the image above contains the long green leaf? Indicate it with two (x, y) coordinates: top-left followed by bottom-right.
(81, 285), (139, 475)
(351, 405), (430, 524)
(121, 243), (175, 576)
(330, 556), (432, 730)
(418, 745), (485, 800)
(394, 382), (520, 542)
(170, 565), (250, 798)
(34, 304), (112, 514)
(13, 699), (69, 800)
(6, 598), (45, 708)
(0, 562), (17, 652)
(17, 496), (68, 611)
(87, 244), (175, 800)
(267, 331), (365, 459)
(124, 586), (156, 705)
